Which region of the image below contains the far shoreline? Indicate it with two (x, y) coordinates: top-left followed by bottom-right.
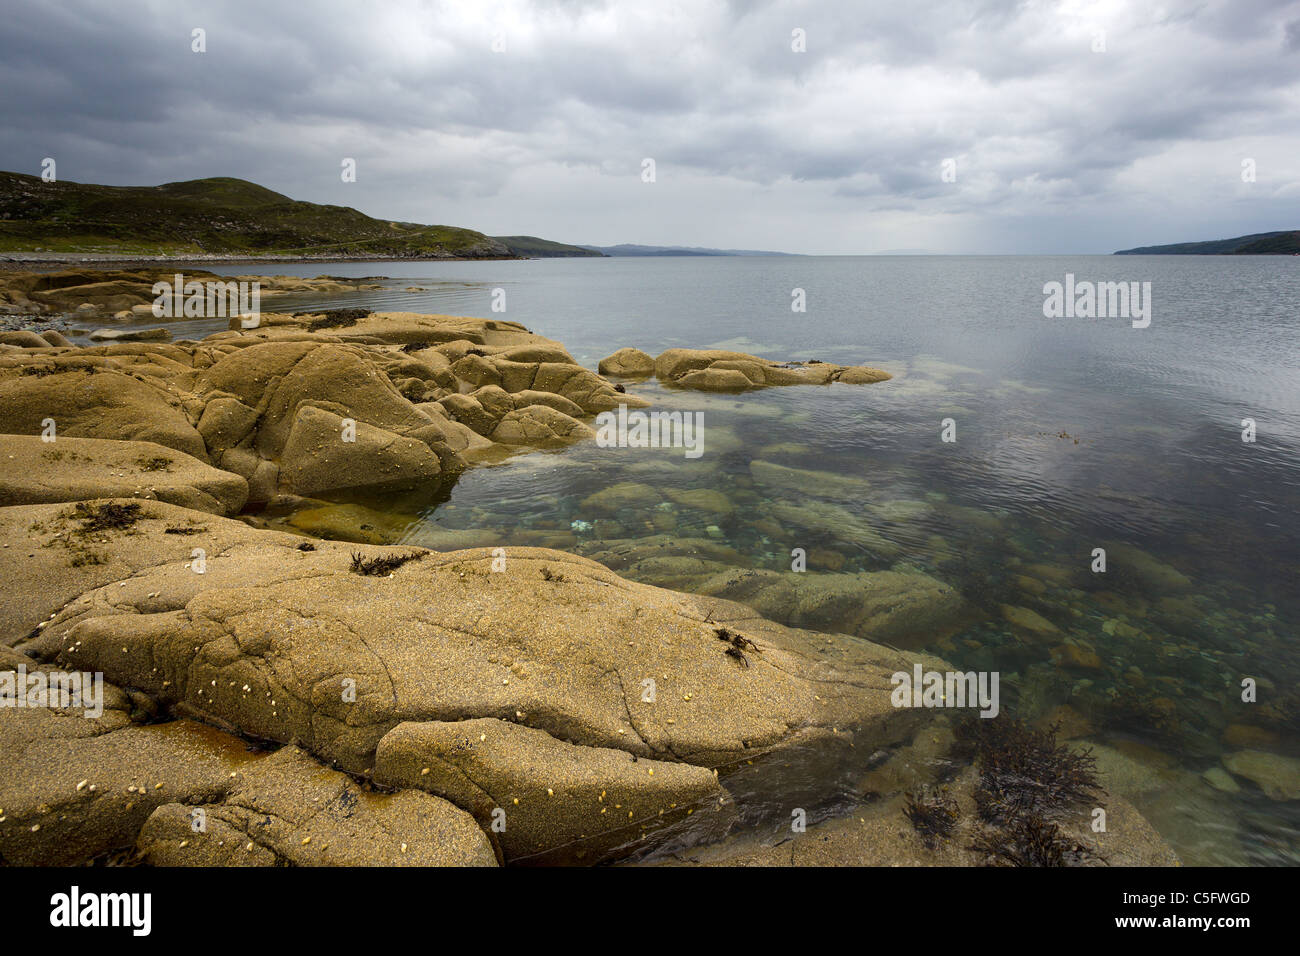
(0, 252), (531, 275)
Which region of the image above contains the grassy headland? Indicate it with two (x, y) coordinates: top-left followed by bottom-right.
(0, 171), (595, 260)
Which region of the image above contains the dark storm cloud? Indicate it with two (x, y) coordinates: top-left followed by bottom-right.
(1, 0), (1298, 253)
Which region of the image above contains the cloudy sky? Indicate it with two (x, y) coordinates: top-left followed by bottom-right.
(2, 0), (1298, 254)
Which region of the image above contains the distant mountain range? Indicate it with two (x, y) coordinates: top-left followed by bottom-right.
(1114, 231), (1300, 255)
(0, 172), (593, 260)
(576, 243), (795, 257)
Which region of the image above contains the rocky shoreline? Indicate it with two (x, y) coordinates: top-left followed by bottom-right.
(0, 268), (1182, 866)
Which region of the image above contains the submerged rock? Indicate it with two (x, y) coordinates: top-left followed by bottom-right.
(695, 566), (968, 648)
(649, 764), (1178, 867)
(1223, 750), (1300, 801)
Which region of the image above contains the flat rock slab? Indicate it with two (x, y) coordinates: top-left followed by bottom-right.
(7, 499), (952, 861)
(375, 717), (731, 863)
(0, 499), (324, 646)
(0, 701), (249, 865)
(0, 435), (248, 515)
(138, 745), (496, 867)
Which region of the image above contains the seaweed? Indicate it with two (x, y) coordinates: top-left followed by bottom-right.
(297, 307), (371, 332)
(137, 456), (173, 472)
(349, 550), (425, 576)
(399, 341), (433, 353)
(72, 501), (144, 534)
(715, 626), (759, 667)
(163, 526), (205, 535)
(957, 717), (1103, 824)
(968, 812), (1095, 867)
(955, 716), (1107, 867)
(540, 566), (567, 582)
(296, 541), (316, 551)
(903, 789), (960, 848)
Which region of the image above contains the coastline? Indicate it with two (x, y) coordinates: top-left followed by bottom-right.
(0, 253), (530, 275)
(0, 265), (1182, 867)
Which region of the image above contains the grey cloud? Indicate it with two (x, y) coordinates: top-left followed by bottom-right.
(0, 0), (1298, 253)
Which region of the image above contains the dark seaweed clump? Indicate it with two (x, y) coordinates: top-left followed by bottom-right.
(903, 789), (960, 848)
(955, 717), (1107, 867)
(163, 526), (205, 536)
(296, 541), (317, 551)
(73, 501), (144, 533)
(968, 814), (1094, 867)
(714, 626), (759, 668)
(399, 341), (433, 353)
(349, 550), (425, 576)
(297, 307), (371, 332)
(958, 718), (1103, 824)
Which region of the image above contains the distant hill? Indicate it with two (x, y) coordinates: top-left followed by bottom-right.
(491, 235), (603, 257)
(0, 172), (588, 259)
(579, 243), (796, 257)
(1114, 231), (1300, 255)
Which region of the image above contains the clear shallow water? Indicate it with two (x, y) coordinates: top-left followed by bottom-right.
(209, 256), (1300, 865)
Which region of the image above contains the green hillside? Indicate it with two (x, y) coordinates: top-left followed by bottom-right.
(0, 172), (586, 259)
(492, 235), (603, 257)
(1114, 230), (1300, 255)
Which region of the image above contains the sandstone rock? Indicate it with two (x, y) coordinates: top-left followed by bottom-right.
(0, 499), (310, 645)
(764, 498), (900, 558)
(1222, 750), (1300, 800)
(677, 367), (753, 391)
(652, 765), (1178, 867)
(1202, 766), (1241, 794)
(749, 459), (869, 501)
(374, 717), (727, 862)
(1001, 604), (1060, 636)
(278, 405), (441, 497)
(0, 435), (247, 515)
(0, 330), (51, 348)
(598, 347), (655, 377)
(0, 368), (207, 460)
(580, 481), (662, 514)
(654, 348), (892, 391)
(490, 404), (595, 446)
(696, 567), (967, 648)
(12, 505), (944, 793)
(1107, 543), (1193, 593)
(665, 487), (734, 516)
(88, 328), (171, 342)
(0, 695), (246, 865)
(138, 745), (496, 867)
